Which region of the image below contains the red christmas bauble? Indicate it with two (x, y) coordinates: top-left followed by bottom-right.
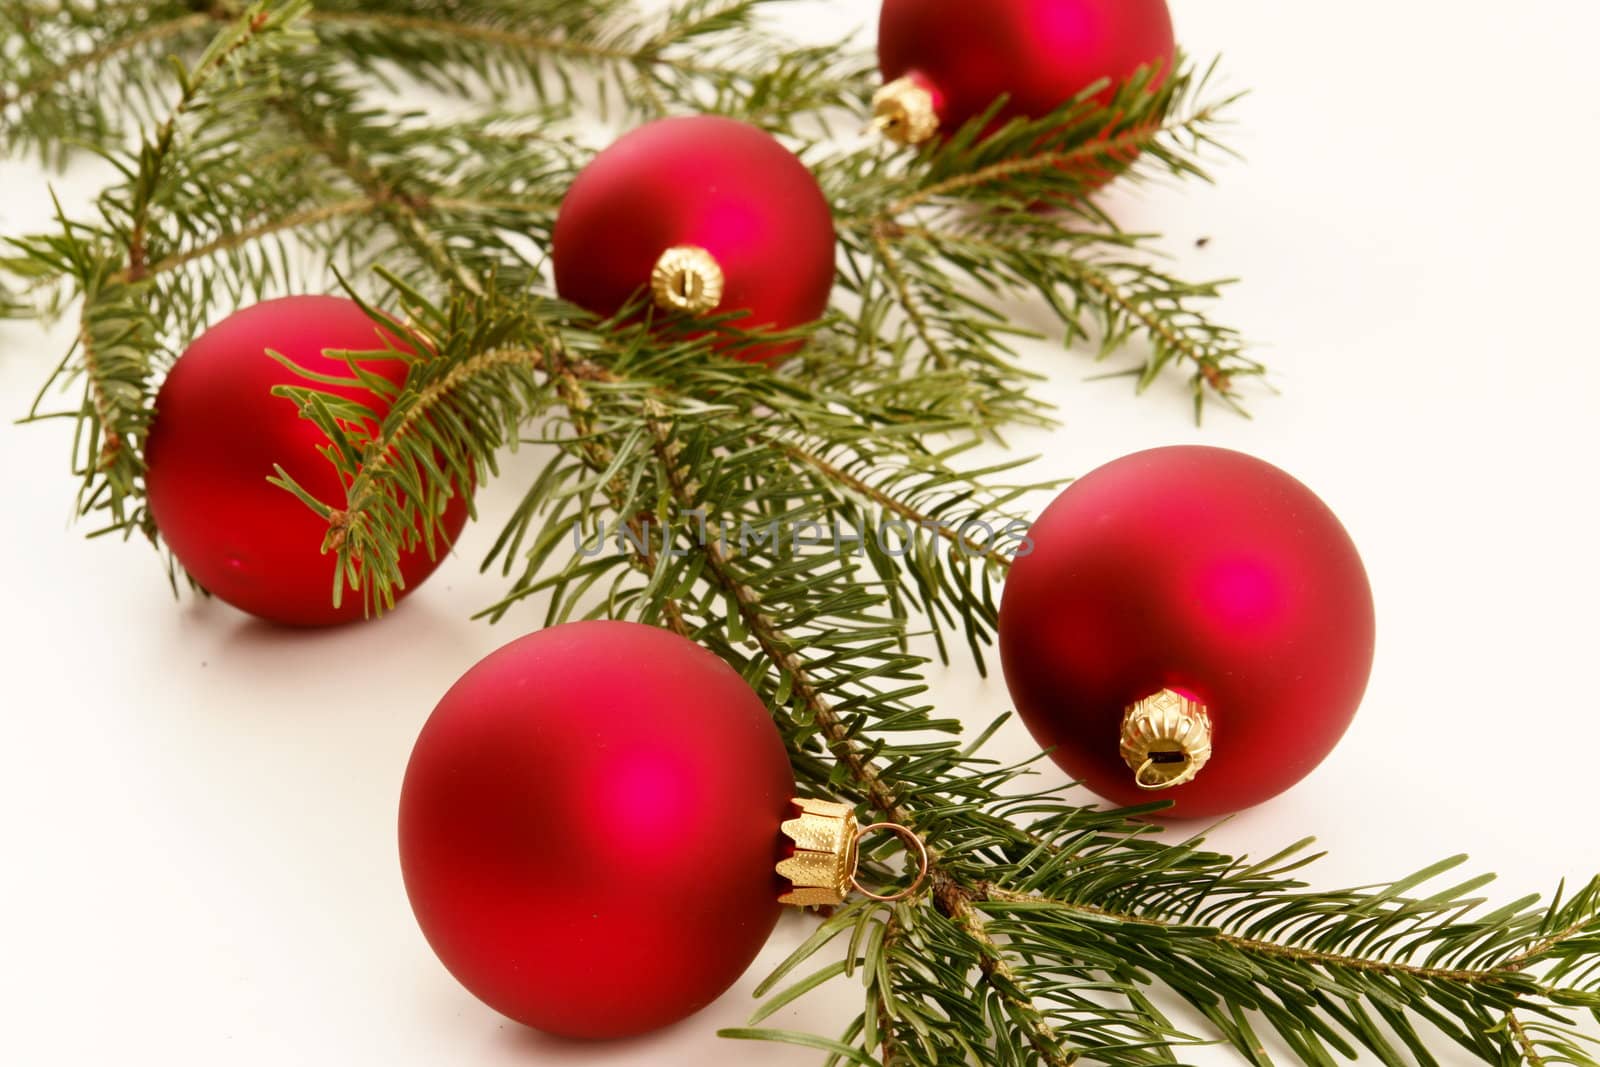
(398, 621), (796, 1039)
(876, 0), (1175, 144)
(551, 115), (836, 364)
(145, 295), (469, 627)
(998, 447), (1375, 819)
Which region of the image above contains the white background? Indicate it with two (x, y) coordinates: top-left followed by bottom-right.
(3, 1), (1599, 1064)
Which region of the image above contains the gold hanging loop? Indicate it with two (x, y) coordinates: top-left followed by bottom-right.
(850, 822), (929, 903)
(777, 799), (929, 907)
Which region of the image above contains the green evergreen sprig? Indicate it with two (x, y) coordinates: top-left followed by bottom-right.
(4, 2), (1596, 1065)
(823, 61), (1261, 421)
(11, 0), (313, 543)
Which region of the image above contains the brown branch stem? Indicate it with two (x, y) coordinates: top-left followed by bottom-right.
(304, 12), (725, 78)
(272, 95), (485, 298)
(881, 106), (1220, 217)
(870, 223), (953, 372)
(1506, 1011), (1547, 1067)
(779, 439), (1014, 568)
(306, 12), (640, 64)
(935, 874), (1079, 1067)
(547, 356), (692, 639)
(336, 345), (540, 528)
(975, 883), (1560, 993)
(116, 198), (376, 283)
(1504, 917), (1593, 971)
(75, 311), (122, 473)
(1064, 258), (1235, 394)
(76, 7), (271, 473)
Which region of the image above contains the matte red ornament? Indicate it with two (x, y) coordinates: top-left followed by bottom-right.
(551, 115), (836, 364)
(998, 447), (1376, 819)
(145, 295), (469, 627)
(876, 0), (1176, 146)
(398, 621), (796, 1040)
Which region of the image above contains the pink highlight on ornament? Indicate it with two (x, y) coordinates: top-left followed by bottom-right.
(1034, 4), (1096, 53)
(604, 748), (705, 860)
(1193, 556), (1290, 636)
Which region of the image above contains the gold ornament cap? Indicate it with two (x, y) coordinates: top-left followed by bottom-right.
(651, 245), (725, 314)
(1120, 689), (1214, 790)
(872, 76), (940, 146)
(777, 798), (858, 907)
(777, 798), (929, 908)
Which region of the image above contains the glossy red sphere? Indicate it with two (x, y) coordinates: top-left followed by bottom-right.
(998, 447), (1376, 818)
(398, 621), (796, 1039)
(145, 295), (469, 626)
(551, 116), (836, 363)
(879, 0), (1176, 137)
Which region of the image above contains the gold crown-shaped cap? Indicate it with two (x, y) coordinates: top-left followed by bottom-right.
(1120, 689), (1214, 790)
(651, 245), (725, 314)
(776, 798), (859, 908)
(872, 76), (940, 146)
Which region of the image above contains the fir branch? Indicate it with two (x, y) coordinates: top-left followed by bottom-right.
(880, 98), (1231, 218)
(270, 286), (550, 614)
(0, 0), (253, 161)
(20, 211), (160, 538)
(779, 440), (1019, 570)
(1062, 256), (1262, 417)
(933, 873), (1081, 1067)
(0, 12), (213, 113)
(302, 4), (777, 82)
(305, 11), (644, 65)
(937, 846), (1600, 1065)
(836, 220), (1054, 430)
(648, 428), (905, 821)
(633, 411), (1087, 1062)
(13, 0), (309, 536)
(1508, 1013), (1548, 1067)
(123, 4), (305, 281)
(323, 344), (531, 548)
(975, 882), (1569, 992)
(300, 0), (867, 131)
(268, 88), (485, 297)
(870, 222), (956, 372)
(827, 60), (1257, 420)
(547, 360), (696, 637)
(113, 196), (375, 283)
